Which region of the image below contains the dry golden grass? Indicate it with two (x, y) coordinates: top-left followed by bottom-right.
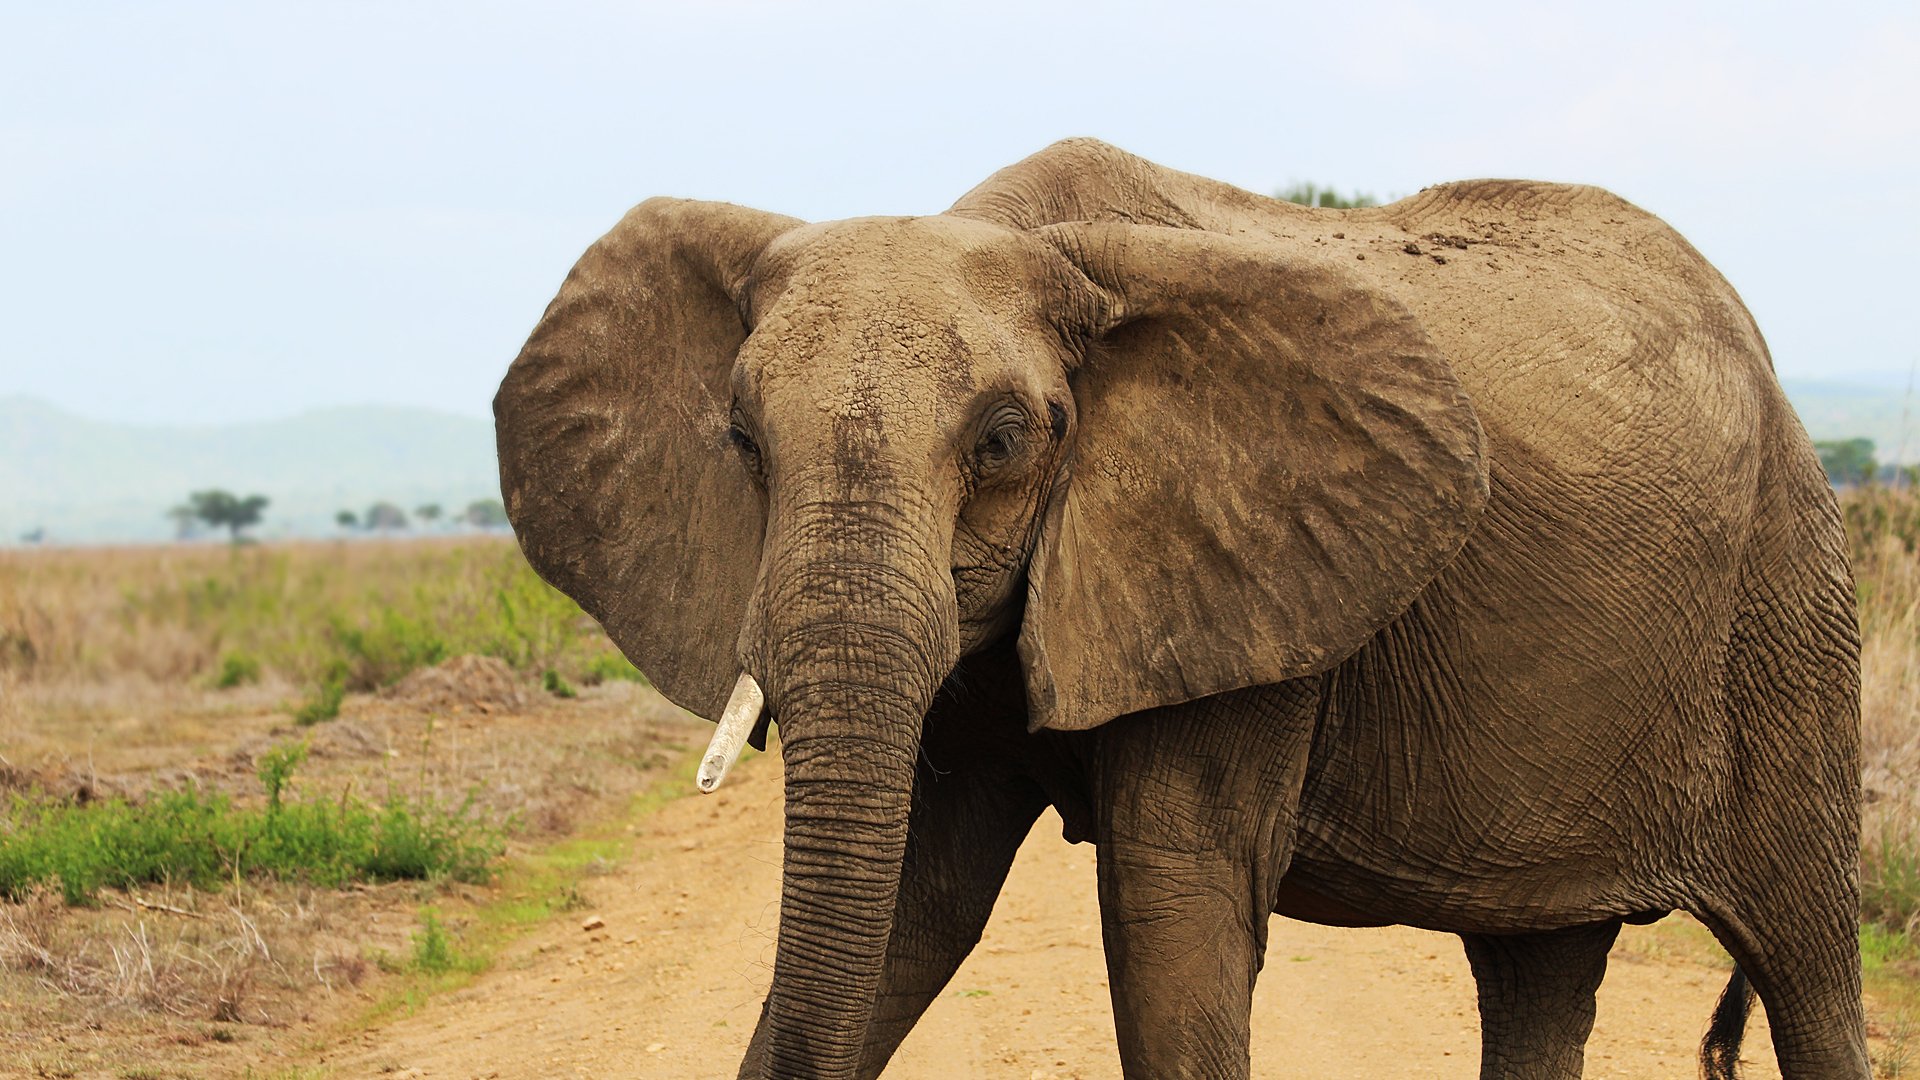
(0, 537), (645, 772)
(9, 511), (1920, 918)
(0, 535), (617, 687)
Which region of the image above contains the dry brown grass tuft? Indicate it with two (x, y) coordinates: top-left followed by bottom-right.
(1844, 486), (1920, 937)
(0, 887), (291, 1023)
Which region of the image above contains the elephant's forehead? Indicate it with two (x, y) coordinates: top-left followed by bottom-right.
(743, 296), (992, 430)
(754, 215), (1050, 330)
(741, 224), (1046, 422)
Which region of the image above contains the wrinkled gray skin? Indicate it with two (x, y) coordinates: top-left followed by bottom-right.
(495, 140), (1864, 1079)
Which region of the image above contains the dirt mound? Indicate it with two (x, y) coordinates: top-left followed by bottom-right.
(384, 655), (530, 714)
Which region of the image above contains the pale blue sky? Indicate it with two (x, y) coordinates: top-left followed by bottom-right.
(3, 0), (1914, 425)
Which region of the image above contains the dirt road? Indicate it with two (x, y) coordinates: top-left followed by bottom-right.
(322, 751), (1781, 1079)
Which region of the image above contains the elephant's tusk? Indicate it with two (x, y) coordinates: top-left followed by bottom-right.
(696, 672), (764, 794)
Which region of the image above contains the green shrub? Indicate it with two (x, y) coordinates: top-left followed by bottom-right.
(256, 742), (308, 810)
(293, 662), (347, 726)
(581, 651), (647, 686)
(476, 571), (585, 674)
(1864, 824), (1920, 938)
(213, 652), (261, 689)
(0, 743), (503, 904)
(411, 910), (456, 973)
(542, 669), (577, 699)
(407, 909), (483, 975)
(332, 609), (448, 690)
(1273, 181), (1379, 209)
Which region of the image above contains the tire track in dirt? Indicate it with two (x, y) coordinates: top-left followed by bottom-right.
(318, 753), (1781, 1079)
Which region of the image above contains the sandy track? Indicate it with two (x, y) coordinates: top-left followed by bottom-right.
(321, 752), (1780, 1079)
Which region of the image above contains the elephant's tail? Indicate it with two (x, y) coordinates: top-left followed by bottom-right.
(1699, 965), (1755, 1080)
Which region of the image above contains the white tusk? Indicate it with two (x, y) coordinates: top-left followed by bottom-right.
(696, 672), (764, 794)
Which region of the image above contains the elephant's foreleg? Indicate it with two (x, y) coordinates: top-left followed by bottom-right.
(1098, 842), (1268, 1079)
(1091, 682), (1320, 1080)
(1459, 921), (1620, 1079)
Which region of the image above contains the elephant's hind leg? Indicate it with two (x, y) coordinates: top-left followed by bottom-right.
(1460, 921), (1620, 1079)
(1693, 877), (1870, 1078)
(1693, 463), (1869, 1079)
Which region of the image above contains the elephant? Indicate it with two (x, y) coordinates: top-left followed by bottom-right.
(494, 139), (1864, 1079)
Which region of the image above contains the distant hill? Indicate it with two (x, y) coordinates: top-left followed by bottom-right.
(0, 397), (502, 545)
(2, 379), (1911, 545)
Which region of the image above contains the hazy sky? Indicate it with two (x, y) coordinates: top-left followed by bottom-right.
(3, 1), (1914, 425)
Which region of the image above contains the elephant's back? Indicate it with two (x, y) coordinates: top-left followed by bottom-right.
(1349, 179), (1777, 502)
(1328, 180), (1795, 600)
(1342, 181), (1791, 723)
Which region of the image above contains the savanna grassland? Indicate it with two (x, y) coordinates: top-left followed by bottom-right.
(1845, 488), (1920, 960)
(5, 490), (1920, 1078)
(0, 536), (710, 1078)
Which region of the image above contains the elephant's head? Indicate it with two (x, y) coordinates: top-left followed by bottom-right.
(495, 143), (1486, 1077)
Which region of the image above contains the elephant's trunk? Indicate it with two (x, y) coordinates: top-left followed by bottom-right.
(747, 503), (958, 1078)
(762, 719), (921, 1077)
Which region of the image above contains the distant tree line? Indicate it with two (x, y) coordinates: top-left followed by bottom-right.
(157, 490), (509, 542)
(1274, 182), (1381, 210)
(335, 498), (508, 533)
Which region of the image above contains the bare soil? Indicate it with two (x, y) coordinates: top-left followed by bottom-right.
(316, 750), (1798, 1080)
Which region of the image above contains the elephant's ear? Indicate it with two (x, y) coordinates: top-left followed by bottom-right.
(495, 198), (801, 722)
(1020, 222), (1488, 732)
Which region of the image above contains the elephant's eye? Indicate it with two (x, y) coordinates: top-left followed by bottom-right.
(979, 429), (1016, 466)
(727, 409), (763, 472)
(973, 404), (1030, 478)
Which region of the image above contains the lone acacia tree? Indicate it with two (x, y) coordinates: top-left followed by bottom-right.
(187, 489), (270, 542)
